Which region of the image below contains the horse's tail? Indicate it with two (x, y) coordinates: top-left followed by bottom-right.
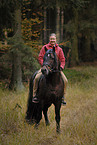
(25, 71), (38, 122)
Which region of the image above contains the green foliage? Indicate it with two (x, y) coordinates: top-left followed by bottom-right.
(0, 38), (40, 81)
(0, 0), (22, 7)
(21, 44), (40, 80)
(70, 0), (89, 9)
(64, 21), (76, 35)
(0, 0), (43, 83)
(64, 66), (94, 84)
(63, 0), (97, 65)
(1, 0), (97, 83)
(8, 37), (23, 53)
(64, 0), (97, 35)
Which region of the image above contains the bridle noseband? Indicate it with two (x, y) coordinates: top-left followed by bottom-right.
(43, 64), (60, 73)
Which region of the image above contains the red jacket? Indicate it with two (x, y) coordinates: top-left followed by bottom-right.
(38, 43), (65, 69)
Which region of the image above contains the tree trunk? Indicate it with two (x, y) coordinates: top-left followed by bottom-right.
(60, 9), (64, 41)
(9, 7), (24, 91)
(82, 31), (92, 61)
(71, 34), (79, 66)
(71, 8), (79, 66)
(10, 52), (24, 90)
(56, 7), (60, 43)
(43, 7), (47, 44)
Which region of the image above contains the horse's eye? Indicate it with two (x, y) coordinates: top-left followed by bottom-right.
(48, 54), (50, 57)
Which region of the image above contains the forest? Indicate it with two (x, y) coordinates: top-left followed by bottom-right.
(0, 1), (97, 144)
(0, 0), (97, 90)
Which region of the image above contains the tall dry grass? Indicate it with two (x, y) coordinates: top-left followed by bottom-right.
(0, 65), (97, 145)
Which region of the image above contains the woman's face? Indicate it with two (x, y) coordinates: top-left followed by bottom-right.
(49, 35), (56, 46)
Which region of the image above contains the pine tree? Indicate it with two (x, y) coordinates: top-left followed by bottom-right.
(79, 0), (97, 61)
(9, 2), (24, 90)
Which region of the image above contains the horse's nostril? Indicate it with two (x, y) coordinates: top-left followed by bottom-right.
(41, 68), (47, 74)
(41, 69), (43, 73)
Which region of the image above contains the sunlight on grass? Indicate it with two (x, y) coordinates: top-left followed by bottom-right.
(0, 66), (97, 145)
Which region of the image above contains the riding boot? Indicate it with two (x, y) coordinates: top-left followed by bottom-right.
(62, 96), (66, 105)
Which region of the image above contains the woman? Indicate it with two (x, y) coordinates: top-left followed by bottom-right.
(32, 33), (68, 105)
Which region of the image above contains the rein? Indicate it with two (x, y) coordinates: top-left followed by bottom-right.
(43, 64), (60, 73)
(51, 69), (60, 73)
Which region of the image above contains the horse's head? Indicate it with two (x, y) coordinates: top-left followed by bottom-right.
(41, 46), (60, 75)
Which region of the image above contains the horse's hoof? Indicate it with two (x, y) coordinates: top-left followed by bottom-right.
(61, 101), (66, 106)
(34, 123), (39, 129)
(46, 121), (50, 126)
(56, 125), (61, 134)
(56, 128), (61, 134)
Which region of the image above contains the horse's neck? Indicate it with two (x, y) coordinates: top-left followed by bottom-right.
(46, 72), (61, 85)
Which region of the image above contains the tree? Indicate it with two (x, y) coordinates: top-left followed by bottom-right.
(0, 0), (43, 90)
(9, 0), (42, 90)
(62, 0), (95, 65)
(9, 3), (24, 91)
(71, 7), (79, 66)
(1, 0), (97, 86)
(0, 1), (24, 90)
(79, 0), (97, 61)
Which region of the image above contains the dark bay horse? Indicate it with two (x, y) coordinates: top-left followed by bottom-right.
(25, 46), (64, 132)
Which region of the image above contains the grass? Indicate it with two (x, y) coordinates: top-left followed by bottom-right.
(0, 65), (97, 145)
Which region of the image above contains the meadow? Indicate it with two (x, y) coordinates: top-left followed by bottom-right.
(0, 65), (97, 145)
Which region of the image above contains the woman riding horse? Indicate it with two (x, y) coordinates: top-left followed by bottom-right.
(32, 33), (68, 104)
(26, 33), (68, 132)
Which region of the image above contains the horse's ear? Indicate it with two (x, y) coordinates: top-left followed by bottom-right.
(53, 46), (55, 52)
(44, 46), (47, 52)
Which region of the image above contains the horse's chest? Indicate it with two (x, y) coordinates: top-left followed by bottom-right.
(44, 83), (62, 97)
(39, 75), (64, 98)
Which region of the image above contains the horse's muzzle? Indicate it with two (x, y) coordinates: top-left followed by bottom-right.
(41, 66), (49, 75)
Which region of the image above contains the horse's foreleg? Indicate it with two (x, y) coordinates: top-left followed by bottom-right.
(34, 103), (42, 129)
(43, 107), (50, 126)
(55, 102), (61, 133)
(34, 113), (42, 129)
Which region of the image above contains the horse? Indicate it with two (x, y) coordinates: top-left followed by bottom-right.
(25, 46), (64, 133)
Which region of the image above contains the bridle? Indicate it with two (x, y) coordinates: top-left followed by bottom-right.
(42, 49), (60, 74)
(43, 64), (60, 73)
